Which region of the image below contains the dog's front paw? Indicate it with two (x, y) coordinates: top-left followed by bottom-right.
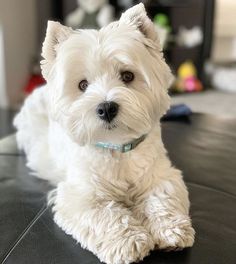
(152, 216), (195, 251)
(97, 227), (154, 264)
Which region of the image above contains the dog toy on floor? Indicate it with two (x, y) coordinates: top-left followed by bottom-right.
(162, 104), (192, 122)
(14, 4), (195, 264)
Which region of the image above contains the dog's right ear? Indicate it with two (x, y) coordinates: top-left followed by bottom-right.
(119, 4), (159, 44)
(41, 21), (73, 80)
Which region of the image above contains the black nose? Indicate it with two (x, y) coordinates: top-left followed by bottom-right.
(96, 101), (119, 122)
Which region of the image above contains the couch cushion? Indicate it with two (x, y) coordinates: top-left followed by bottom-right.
(0, 114), (236, 264)
(0, 134), (19, 155)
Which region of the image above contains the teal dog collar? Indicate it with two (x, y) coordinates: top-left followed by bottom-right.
(95, 134), (146, 153)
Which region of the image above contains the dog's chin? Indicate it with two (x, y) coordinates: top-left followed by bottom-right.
(72, 121), (145, 147)
(99, 121), (140, 142)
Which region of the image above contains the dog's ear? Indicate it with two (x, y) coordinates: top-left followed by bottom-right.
(119, 3), (159, 44)
(41, 21), (73, 79)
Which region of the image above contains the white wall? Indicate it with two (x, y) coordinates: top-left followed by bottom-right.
(0, 0), (37, 108)
(212, 0), (236, 62)
(0, 25), (7, 108)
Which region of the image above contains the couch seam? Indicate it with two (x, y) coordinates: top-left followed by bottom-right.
(0, 153), (23, 156)
(1, 204), (48, 264)
(187, 181), (236, 199)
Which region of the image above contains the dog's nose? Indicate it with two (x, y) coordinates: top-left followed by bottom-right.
(96, 101), (119, 122)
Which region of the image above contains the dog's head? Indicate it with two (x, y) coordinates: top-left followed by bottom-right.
(41, 3), (173, 145)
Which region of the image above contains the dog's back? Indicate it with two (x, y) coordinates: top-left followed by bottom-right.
(14, 86), (64, 184)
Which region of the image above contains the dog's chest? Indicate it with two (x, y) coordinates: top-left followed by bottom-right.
(49, 123), (159, 202)
(83, 150), (156, 204)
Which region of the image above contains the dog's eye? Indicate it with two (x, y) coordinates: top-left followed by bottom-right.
(78, 80), (88, 92)
(121, 71), (134, 83)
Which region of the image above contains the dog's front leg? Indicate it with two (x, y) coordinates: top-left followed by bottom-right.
(52, 181), (154, 264)
(133, 169), (195, 250)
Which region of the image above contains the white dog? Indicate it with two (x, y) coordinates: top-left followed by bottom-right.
(14, 4), (195, 264)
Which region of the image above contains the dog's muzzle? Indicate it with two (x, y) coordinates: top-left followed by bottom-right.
(96, 101), (119, 123)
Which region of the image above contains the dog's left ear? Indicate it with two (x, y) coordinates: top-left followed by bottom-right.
(119, 3), (159, 44)
(41, 21), (73, 80)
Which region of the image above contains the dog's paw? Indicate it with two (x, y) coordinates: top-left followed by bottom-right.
(152, 216), (195, 250)
(97, 227), (154, 264)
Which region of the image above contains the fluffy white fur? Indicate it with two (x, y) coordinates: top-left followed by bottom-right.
(14, 4), (195, 264)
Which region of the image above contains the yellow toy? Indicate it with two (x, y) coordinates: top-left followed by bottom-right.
(175, 61), (203, 92)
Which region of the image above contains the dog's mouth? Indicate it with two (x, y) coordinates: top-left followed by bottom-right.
(103, 123), (117, 130)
